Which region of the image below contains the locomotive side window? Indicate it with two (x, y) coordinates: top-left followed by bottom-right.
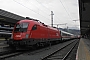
(32, 25), (37, 30)
(14, 22), (28, 32)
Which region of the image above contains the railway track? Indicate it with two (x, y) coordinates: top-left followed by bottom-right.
(0, 44), (50, 60)
(0, 47), (21, 60)
(0, 40), (9, 49)
(0, 51), (23, 60)
(42, 40), (79, 60)
(0, 39), (79, 60)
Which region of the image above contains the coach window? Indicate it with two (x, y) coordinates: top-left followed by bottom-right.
(32, 25), (37, 30)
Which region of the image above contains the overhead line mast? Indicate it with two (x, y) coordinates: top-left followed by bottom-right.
(51, 11), (54, 27)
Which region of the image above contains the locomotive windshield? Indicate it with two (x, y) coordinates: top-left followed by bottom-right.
(14, 22), (28, 32)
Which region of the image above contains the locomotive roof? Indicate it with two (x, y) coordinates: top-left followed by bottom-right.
(17, 19), (44, 25)
(17, 19), (59, 31)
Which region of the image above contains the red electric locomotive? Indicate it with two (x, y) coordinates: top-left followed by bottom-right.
(8, 18), (62, 47)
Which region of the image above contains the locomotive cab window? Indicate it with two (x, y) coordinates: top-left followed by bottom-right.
(32, 25), (37, 30)
(14, 22), (29, 32)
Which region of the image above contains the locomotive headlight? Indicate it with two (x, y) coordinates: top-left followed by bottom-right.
(25, 34), (29, 38)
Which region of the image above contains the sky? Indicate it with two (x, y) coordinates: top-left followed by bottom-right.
(0, 0), (80, 29)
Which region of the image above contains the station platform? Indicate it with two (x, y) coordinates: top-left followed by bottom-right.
(76, 38), (90, 60)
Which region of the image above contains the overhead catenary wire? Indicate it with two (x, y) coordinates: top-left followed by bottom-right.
(35, 0), (62, 24)
(12, 0), (50, 20)
(12, 0), (75, 28)
(25, 0), (60, 25)
(59, 0), (72, 21)
(35, 0), (73, 27)
(25, 0), (50, 17)
(35, 0), (50, 11)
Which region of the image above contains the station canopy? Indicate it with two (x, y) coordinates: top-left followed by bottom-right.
(79, 0), (90, 35)
(0, 9), (25, 26)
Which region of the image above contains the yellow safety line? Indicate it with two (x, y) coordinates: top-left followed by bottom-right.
(77, 39), (90, 60)
(82, 40), (90, 60)
(78, 39), (86, 60)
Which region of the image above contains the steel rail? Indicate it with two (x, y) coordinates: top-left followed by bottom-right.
(0, 52), (23, 60)
(62, 40), (78, 60)
(41, 40), (77, 60)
